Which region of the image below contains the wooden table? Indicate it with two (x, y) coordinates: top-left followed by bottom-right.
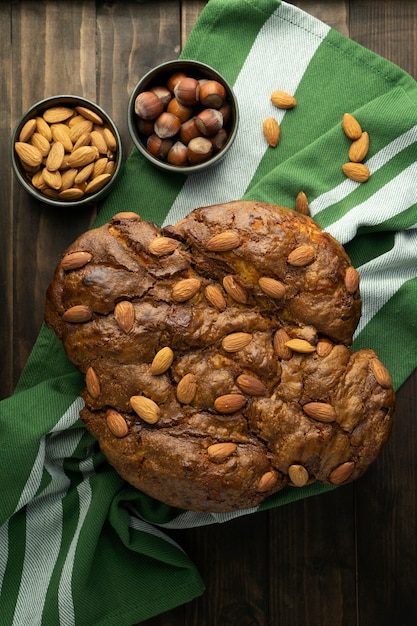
(2, 2), (416, 624)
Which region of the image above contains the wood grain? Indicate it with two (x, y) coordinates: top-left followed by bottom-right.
(2, 1), (416, 625)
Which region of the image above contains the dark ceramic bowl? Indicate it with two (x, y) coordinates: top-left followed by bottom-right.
(128, 59), (239, 174)
(11, 95), (122, 208)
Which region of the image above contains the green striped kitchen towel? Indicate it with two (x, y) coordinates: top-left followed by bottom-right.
(2, 0), (417, 623)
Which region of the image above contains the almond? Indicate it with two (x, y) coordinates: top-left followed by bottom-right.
(329, 461), (355, 484)
(148, 236), (179, 256)
(31, 170), (48, 190)
(273, 329), (293, 360)
(51, 123), (73, 152)
(90, 129), (108, 155)
(222, 275), (247, 304)
(257, 470), (278, 492)
(342, 113), (362, 140)
(316, 337), (333, 358)
(103, 127), (118, 152)
(114, 300), (135, 333)
(285, 338), (316, 354)
(35, 116), (53, 142)
(150, 346), (174, 375)
(85, 366), (100, 398)
(262, 117), (280, 147)
(43, 106), (74, 124)
(19, 118), (37, 142)
(342, 162), (370, 183)
(172, 277), (201, 302)
(69, 120), (94, 143)
(62, 304), (92, 323)
(288, 464), (309, 487)
(106, 409), (129, 438)
(295, 191), (309, 215)
(58, 188), (85, 201)
(344, 266), (360, 293)
(270, 90), (297, 109)
(74, 163), (95, 185)
(348, 131), (369, 163)
(287, 244), (315, 267)
(206, 231), (240, 252)
(214, 393), (246, 414)
(73, 131), (93, 151)
(205, 284), (227, 311)
(84, 172), (112, 194)
(14, 141), (43, 168)
(46, 141), (65, 171)
(236, 374), (266, 396)
(59, 168), (78, 191)
(61, 250), (92, 271)
(67, 145), (98, 168)
(75, 105), (104, 125)
(92, 157), (109, 179)
(130, 395), (160, 424)
(371, 358), (392, 389)
(176, 373), (197, 404)
(207, 442), (237, 463)
(303, 401), (336, 422)
(222, 332), (252, 353)
(30, 132), (51, 157)
(42, 168), (62, 190)
(258, 276), (286, 299)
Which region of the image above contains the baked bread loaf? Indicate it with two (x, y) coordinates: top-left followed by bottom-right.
(45, 200), (394, 512)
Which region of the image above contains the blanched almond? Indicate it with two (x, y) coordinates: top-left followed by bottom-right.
(284, 338), (316, 354)
(207, 442), (237, 463)
(214, 394), (246, 414)
(303, 402), (336, 422)
(176, 373), (197, 404)
(222, 332), (252, 352)
(172, 277), (201, 302)
(86, 366), (100, 398)
(61, 251), (92, 271)
(206, 231), (240, 252)
(130, 395), (160, 424)
(106, 409), (129, 438)
(150, 346), (174, 375)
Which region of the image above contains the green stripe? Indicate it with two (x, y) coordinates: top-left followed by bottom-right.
(353, 277), (417, 390)
(0, 518), (26, 623)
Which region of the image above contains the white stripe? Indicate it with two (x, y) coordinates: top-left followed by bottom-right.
(354, 227), (417, 338)
(58, 456), (95, 626)
(12, 424), (85, 625)
(150, 505), (260, 530)
(14, 397), (84, 513)
(311, 124), (417, 219)
(163, 2), (330, 226)
(324, 162), (417, 244)
(0, 521), (9, 592)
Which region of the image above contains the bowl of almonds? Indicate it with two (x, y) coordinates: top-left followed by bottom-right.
(11, 95), (122, 207)
(127, 59), (239, 174)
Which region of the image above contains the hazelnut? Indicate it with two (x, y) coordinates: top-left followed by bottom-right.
(218, 102), (232, 125)
(135, 91), (164, 120)
(154, 112), (182, 139)
(167, 98), (193, 123)
(147, 134), (173, 159)
(198, 80), (226, 109)
(179, 118), (201, 145)
(195, 108), (223, 137)
(186, 136), (213, 164)
(136, 117), (155, 137)
(174, 77), (199, 106)
(150, 85), (172, 108)
(210, 128), (228, 152)
(167, 141), (188, 166)
(166, 71), (187, 93)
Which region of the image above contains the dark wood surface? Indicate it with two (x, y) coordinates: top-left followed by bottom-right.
(2, 2), (416, 625)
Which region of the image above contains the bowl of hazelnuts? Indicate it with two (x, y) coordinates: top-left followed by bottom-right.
(127, 60), (239, 173)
